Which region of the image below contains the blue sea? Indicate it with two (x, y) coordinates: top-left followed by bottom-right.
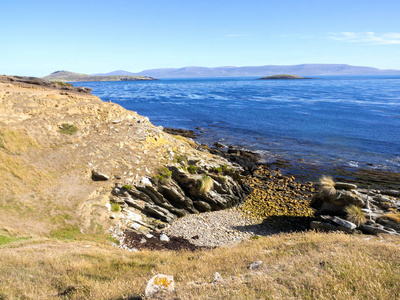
(73, 76), (400, 176)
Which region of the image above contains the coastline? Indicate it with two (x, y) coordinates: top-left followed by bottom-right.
(166, 126), (400, 190)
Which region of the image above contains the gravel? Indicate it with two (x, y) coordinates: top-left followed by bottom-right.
(162, 208), (260, 247)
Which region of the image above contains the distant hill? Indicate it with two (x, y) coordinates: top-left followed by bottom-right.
(42, 70), (156, 82)
(102, 64), (400, 78)
(92, 70), (136, 76)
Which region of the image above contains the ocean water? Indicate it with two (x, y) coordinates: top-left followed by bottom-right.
(73, 76), (400, 174)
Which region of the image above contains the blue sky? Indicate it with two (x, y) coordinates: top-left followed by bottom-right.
(1, 0), (400, 76)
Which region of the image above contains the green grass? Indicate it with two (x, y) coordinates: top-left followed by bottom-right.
(187, 165), (198, 174)
(174, 154), (188, 165)
(122, 185), (132, 190)
(153, 167), (172, 185)
(212, 164), (234, 175)
(111, 203), (120, 212)
(0, 235), (27, 246)
(50, 226), (82, 240)
(59, 123), (78, 135)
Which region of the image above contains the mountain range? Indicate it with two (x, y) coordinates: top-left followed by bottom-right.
(93, 64), (400, 78)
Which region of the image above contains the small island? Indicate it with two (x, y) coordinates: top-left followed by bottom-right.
(259, 74), (310, 80)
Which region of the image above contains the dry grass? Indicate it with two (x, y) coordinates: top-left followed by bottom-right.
(199, 174), (214, 194)
(381, 212), (400, 224)
(345, 205), (367, 226)
(1, 231), (400, 299)
(319, 175), (336, 199)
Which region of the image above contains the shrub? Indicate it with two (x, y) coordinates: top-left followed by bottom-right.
(122, 185), (132, 190)
(345, 205), (366, 226)
(59, 123), (78, 135)
(111, 203), (120, 212)
(187, 165), (198, 174)
(199, 174), (213, 194)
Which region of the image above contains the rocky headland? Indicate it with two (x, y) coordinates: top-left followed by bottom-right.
(0, 75), (245, 241)
(42, 70), (157, 82)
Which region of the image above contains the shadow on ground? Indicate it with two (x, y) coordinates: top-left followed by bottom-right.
(233, 215), (317, 236)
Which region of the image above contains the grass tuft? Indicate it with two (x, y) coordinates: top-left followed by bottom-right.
(319, 175), (336, 199)
(199, 174), (213, 194)
(345, 205), (367, 226)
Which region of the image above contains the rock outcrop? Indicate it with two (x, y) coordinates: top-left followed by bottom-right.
(310, 176), (400, 235)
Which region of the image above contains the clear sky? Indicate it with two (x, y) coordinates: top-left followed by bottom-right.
(1, 0), (400, 76)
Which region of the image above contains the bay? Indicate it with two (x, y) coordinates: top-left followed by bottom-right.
(73, 76), (400, 176)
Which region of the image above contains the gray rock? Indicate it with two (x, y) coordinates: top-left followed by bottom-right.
(311, 221), (340, 232)
(144, 204), (176, 223)
(194, 201), (212, 212)
(91, 170), (109, 181)
(359, 224), (399, 235)
(248, 261), (263, 270)
(330, 216), (357, 230)
(381, 190), (400, 197)
(144, 274), (174, 297)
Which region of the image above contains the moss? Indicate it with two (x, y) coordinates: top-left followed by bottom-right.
(59, 123), (78, 135)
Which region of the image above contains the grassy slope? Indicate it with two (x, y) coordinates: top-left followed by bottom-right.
(0, 231), (399, 299)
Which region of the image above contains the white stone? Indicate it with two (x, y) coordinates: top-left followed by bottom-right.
(159, 234), (170, 242)
(145, 274), (174, 297)
(211, 272), (223, 283)
(112, 118), (124, 124)
(141, 177), (152, 186)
